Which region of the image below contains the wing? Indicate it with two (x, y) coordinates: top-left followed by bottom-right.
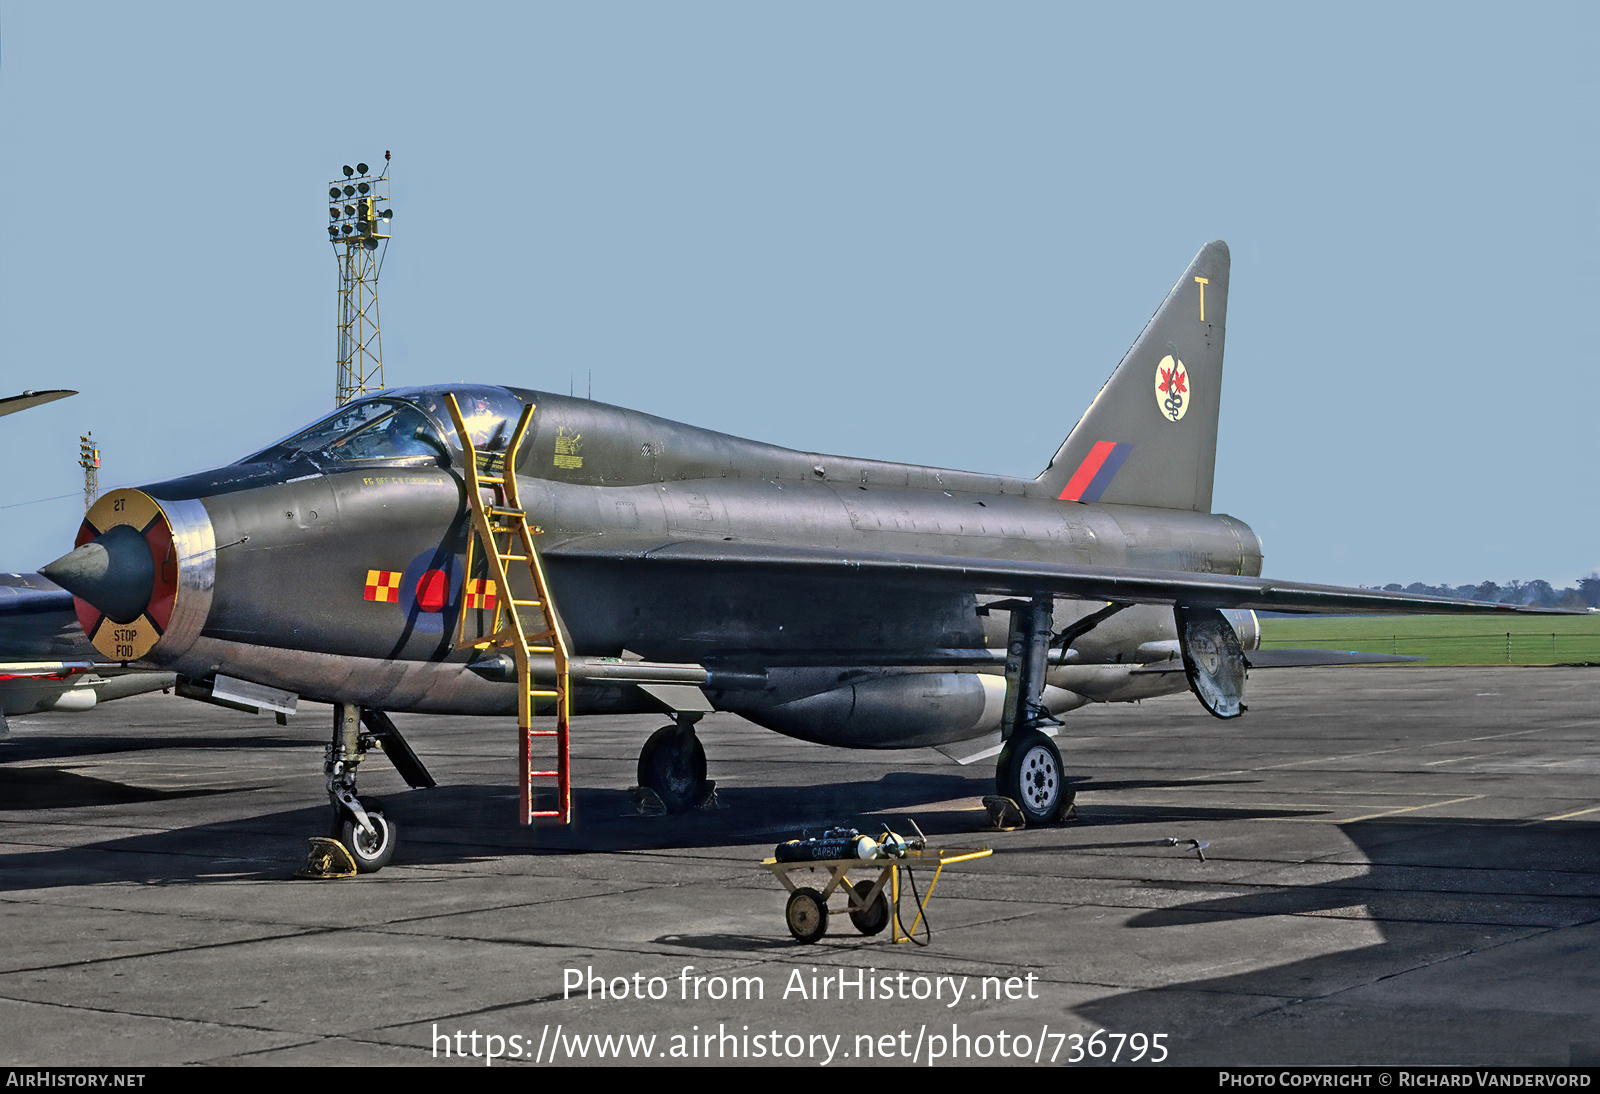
(0, 389), (76, 419)
(0, 574), (174, 731)
(544, 535), (1573, 617)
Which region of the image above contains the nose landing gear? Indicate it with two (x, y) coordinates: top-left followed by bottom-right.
(303, 703), (435, 876)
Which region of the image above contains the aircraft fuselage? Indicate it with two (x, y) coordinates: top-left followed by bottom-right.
(52, 384), (1261, 745)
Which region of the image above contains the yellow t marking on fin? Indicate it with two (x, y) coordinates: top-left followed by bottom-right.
(1194, 276), (1209, 322)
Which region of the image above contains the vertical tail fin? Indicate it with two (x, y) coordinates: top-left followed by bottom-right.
(1037, 241), (1230, 513)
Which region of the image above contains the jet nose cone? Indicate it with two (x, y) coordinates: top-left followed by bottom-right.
(40, 524), (155, 624)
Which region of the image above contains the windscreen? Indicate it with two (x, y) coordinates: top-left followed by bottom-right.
(247, 400), (447, 465)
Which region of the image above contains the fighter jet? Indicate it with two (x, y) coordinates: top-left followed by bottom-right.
(40, 241), (1556, 871)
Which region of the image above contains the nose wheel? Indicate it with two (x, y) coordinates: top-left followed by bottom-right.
(335, 806), (396, 873)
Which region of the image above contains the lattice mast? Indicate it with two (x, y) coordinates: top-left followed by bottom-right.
(327, 155), (394, 406)
(78, 432), (99, 512)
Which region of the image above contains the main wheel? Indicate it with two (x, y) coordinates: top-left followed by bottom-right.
(785, 887), (828, 944)
(996, 729), (1069, 826)
(848, 880), (890, 936)
(337, 811), (396, 873)
(637, 725), (708, 813)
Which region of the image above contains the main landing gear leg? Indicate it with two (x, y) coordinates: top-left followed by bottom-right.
(637, 712), (714, 813)
(325, 702), (397, 872)
(995, 596), (1072, 826)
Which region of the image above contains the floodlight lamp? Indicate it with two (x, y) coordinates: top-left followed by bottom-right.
(356, 162), (369, 175)
(329, 208), (340, 219)
(328, 226), (338, 237)
(381, 209), (393, 218)
(363, 237), (378, 251)
(343, 165), (354, 177)
(342, 224), (353, 235)
(343, 185), (355, 197)
(357, 182), (370, 194)
(329, 187), (341, 199)
(344, 204), (355, 215)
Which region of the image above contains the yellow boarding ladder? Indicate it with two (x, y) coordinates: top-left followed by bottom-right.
(445, 394), (573, 824)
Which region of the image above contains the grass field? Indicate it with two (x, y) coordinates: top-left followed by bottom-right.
(1258, 612), (1600, 666)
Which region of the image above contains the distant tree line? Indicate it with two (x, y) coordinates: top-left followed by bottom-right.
(1370, 576), (1600, 610)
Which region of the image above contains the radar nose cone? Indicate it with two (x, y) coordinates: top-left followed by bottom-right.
(40, 525), (155, 625)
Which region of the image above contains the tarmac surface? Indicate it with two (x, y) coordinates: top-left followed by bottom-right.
(0, 666), (1596, 1068)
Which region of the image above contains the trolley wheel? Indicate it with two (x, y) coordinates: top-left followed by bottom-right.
(785, 887), (828, 944)
(848, 879), (890, 936)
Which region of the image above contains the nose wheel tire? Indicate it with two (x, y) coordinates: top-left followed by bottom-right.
(996, 729), (1069, 826)
(336, 811), (396, 873)
(786, 887), (828, 944)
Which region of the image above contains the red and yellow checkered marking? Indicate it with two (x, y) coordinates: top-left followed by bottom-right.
(464, 578), (497, 610)
(364, 570), (403, 603)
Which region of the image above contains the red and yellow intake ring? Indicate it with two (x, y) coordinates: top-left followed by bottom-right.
(73, 490), (180, 662)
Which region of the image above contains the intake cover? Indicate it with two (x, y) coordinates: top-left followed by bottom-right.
(1176, 606), (1245, 719)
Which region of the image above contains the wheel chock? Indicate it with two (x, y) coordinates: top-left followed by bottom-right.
(295, 836), (358, 879)
(627, 786), (668, 816)
(628, 781), (721, 815)
(1156, 837), (1209, 862)
(982, 795), (1026, 830)
(693, 780), (721, 811)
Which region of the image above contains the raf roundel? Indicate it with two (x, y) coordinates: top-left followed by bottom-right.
(1154, 355), (1190, 422)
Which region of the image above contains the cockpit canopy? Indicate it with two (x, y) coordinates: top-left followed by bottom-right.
(249, 399), (444, 464)
(245, 399), (446, 466)
(241, 386), (526, 468)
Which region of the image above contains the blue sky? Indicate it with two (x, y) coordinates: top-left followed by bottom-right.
(1, 3), (1594, 587)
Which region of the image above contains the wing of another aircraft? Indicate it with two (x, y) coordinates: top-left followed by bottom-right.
(0, 389), (76, 419)
(544, 535), (1571, 618)
(0, 574), (173, 732)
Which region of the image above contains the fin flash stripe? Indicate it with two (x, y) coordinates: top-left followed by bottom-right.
(1058, 441), (1131, 503)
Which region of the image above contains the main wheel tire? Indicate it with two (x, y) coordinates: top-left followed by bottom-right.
(848, 880), (890, 936)
(637, 725), (708, 813)
(785, 887), (828, 944)
(337, 811), (396, 873)
(996, 729), (1068, 826)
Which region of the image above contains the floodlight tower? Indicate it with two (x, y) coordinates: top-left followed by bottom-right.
(327, 155), (395, 406)
(78, 432), (99, 512)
